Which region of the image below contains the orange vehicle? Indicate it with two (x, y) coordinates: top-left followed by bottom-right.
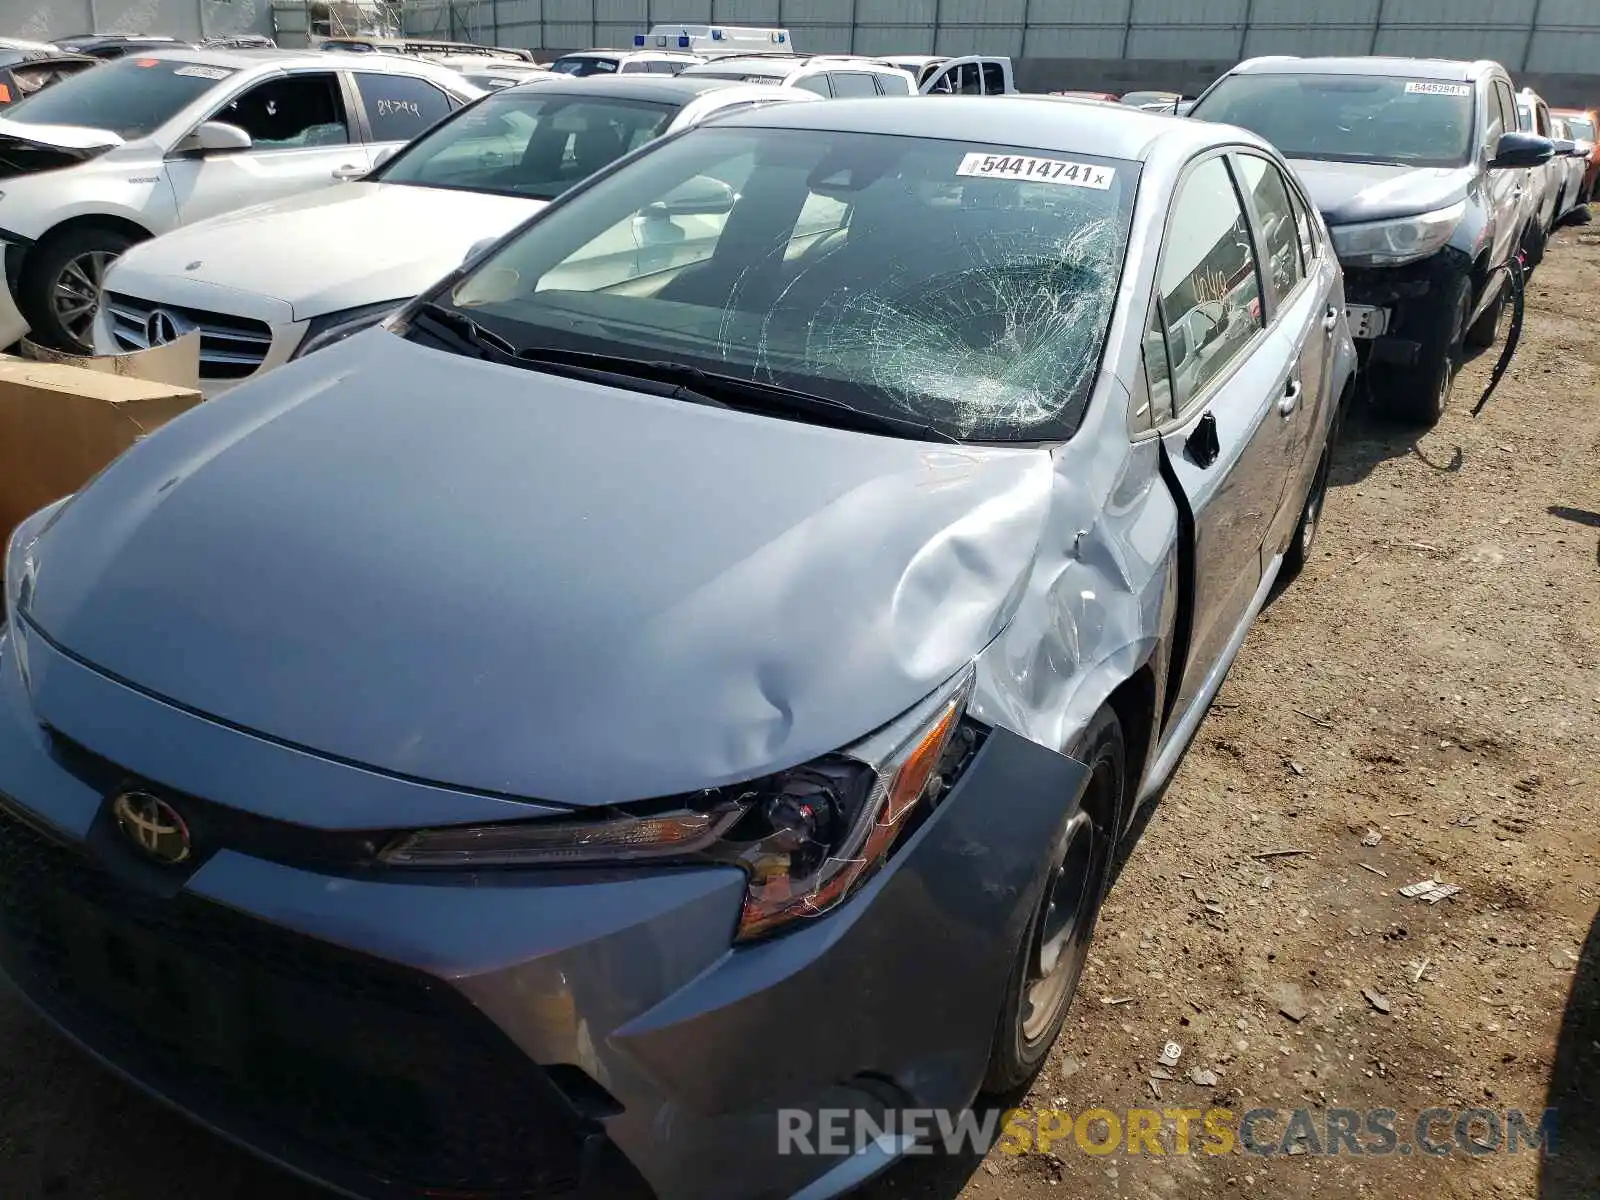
(1553, 106), (1599, 201)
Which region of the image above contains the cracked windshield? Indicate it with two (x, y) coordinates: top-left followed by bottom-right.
(444, 126), (1138, 440)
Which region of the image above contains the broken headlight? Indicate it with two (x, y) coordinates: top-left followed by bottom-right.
(380, 669), (980, 940)
(1328, 200), (1466, 267)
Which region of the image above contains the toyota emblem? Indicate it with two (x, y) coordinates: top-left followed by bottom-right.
(111, 791), (192, 865)
(143, 308), (184, 347)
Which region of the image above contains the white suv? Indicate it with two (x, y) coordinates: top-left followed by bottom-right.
(93, 76), (815, 392)
(0, 48), (481, 350)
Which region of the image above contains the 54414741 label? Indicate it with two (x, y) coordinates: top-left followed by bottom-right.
(956, 152), (1115, 190)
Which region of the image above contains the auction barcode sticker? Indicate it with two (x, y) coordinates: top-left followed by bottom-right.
(956, 153), (1115, 190)
(1404, 81), (1471, 97)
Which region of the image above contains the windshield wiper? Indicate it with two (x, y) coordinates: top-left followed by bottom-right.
(515, 346), (960, 443)
(406, 301), (519, 361)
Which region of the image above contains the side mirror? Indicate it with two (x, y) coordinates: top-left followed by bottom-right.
(461, 236), (499, 267)
(372, 145), (398, 170)
(176, 120), (253, 155)
(644, 175), (736, 219)
(1488, 130), (1554, 169)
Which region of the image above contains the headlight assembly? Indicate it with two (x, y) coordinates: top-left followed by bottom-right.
(380, 668), (983, 940)
(1328, 201), (1466, 267)
(291, 300), (404, 360)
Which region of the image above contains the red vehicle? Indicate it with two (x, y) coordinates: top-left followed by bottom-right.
(1552, 107), (1599, 201)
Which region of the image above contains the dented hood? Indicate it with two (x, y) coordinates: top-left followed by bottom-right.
(25, 332), (1053, 807)
(1289, 157), (1472, 227)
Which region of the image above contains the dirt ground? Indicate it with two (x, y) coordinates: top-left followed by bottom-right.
(1, 232), (1597, 1200)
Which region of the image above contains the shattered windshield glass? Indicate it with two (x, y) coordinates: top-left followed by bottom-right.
(441, 126), (1137, 441)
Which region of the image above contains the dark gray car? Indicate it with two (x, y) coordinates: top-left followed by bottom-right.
(0, 97), (1354, 1199)
(1191, 56), (1553, 426)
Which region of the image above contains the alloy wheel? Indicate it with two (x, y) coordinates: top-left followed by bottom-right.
(1019, 773), (1112, 1043)
(52, 249), (115, 348)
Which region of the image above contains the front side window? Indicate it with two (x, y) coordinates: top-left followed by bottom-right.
(1233, 153), (1303, 312)
(1192, 73), (1476, 168)
(376, 91), (677, 200)
(876, 72), (913, 96)
(219, 73), (349, 148)
(1516, 101), (1533, 133)
(355, 72), (453, 142)
(3, 56), (234, 138)
(1157, 157), (1264, 413)
(1141, 302), (1175, 427)
(795, 74), (831, 97)
(436, 127), (1138, 441)
(1568, 116), (1596, 141)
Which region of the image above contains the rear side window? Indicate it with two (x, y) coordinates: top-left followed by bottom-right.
(220, 73), (349, 148)
(795, 75), (831, 97)
(1233, 153), (1304, 312)
(355, 72), (453, 142)
(829, 72), (877, 98)
(981, 61), (1006, 94)
(619, 60), (650, 74)
(1157, 156), (1265, 412)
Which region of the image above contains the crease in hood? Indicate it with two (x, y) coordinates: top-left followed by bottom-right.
(1290, 158), (1473, 226)
(25, 332), (1054, 807)
(112, 182), (545, 317)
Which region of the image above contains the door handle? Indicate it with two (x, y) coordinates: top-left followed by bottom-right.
(1322, 306), (1339, 334)
(331, 163), (366, 181)
(1279, 378), (1302, 418)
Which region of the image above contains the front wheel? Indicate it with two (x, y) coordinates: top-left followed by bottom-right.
(1372, 272), (1470, 428)
(981, 707), (1124, 1094)
(19, 225), (137, 352)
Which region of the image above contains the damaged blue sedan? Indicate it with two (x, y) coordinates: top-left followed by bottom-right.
(0, 98), (1354, 1200)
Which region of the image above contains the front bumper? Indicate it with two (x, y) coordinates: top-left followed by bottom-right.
(0, 622), (1086, 1200)
(1339, 248), (1472, 366)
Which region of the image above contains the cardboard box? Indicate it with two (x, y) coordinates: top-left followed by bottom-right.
(0, 335), (203, 551)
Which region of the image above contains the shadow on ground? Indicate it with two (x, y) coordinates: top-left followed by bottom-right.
(1537, 902), (1600, 1200)
(1327, 399), (1463, 489)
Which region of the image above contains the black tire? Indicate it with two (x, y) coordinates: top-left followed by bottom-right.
(1282, 440), (1332, 580)
(982, 707), (1124, 1094)
(18, 224), (137, 352)
(1464, 279), (1509, 350)
(1371, 271), (1471, 428)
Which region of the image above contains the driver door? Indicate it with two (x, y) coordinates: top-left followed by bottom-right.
(166, 71), (371, 225)
(1149, 154), (1300, 723)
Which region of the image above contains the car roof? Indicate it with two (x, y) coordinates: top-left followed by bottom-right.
(501, 74), (749, 102)
(136, 46), (465, 76)
(714, 95), (1251, 162)
(1227, 55), (1497, 82)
